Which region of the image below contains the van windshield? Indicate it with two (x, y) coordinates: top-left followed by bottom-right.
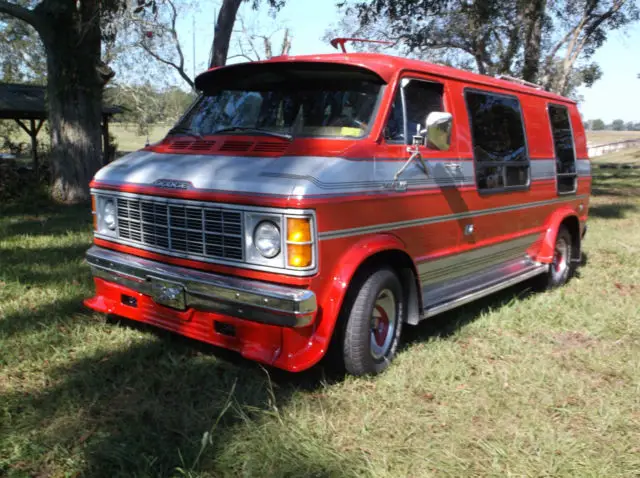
(172, 79), (382, 140)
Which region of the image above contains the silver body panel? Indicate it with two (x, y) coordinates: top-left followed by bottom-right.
(94, 150), (584, 198)
(92, 150), (590, 324)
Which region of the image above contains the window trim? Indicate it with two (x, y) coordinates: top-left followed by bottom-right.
(463, 87), (531, 194)
(384, 77), (446, 146)
(547, 102), (578, 196)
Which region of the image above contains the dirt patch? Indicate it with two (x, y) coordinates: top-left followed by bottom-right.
(552, 331), (597, 353)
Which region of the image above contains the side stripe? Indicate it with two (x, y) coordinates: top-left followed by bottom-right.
(318, 194), (588, 240)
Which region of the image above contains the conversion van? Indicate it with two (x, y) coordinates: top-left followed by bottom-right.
(85, 50), (591, 375)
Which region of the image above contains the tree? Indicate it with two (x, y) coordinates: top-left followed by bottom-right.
(339, 0), (639, 96)
(229, 15), (291, 62)
(625, 121), (635, 131)
(592, 119), (606, 130)
(0, 16), (45, 83)
(209, 0), (285, 68)
(611, 119), (625, 131)
(0, 0), (134, 203)
(122, 0), (196, 90)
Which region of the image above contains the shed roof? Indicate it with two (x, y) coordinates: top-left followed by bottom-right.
(0, 82), (122, 120)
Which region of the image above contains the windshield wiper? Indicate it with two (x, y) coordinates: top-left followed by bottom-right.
(211, 127), (293, 141)
(167, 126), (203, 139)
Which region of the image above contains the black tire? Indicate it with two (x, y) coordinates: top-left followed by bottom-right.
(537, 225), (575, 290)
(342, 268), (404, 376)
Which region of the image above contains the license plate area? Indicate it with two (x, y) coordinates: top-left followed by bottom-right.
(148, 276), (186, 310)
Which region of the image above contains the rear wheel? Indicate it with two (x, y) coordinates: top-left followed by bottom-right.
(538, 226), (575, 289)
(342, 268), (404, 376)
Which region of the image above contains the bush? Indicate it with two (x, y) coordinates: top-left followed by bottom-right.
(0, 157), (49, 204)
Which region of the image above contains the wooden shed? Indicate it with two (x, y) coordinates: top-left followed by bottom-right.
(0, 82), (121, 169)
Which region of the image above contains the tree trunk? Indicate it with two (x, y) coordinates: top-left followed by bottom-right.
(210, 0), (243, 67)
(38, 0), (105, 203)
(521, 0), (547, 83)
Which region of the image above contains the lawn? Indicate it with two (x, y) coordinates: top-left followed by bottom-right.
(586, 130), (640, 145)
(1, 151), (639, 477)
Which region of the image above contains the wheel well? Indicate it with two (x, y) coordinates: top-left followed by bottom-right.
(348, 249), (422, 326)
(561, 215), (581, 262)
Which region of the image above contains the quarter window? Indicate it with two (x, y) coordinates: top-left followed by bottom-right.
(466, 90), (529, 191)
(548, 104), (577, 194)
(385, 80), (444, 144)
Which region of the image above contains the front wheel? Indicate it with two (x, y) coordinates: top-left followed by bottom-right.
(538, 226), (575, 289)
(342, 268), (404, 376)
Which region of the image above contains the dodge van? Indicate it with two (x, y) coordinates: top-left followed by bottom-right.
(85, 51), (590, 375)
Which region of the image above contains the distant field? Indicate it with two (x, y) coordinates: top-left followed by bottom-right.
(586, 130), (640, 145)
(111, 123), (170, 152)
(4, 121), (640, 156)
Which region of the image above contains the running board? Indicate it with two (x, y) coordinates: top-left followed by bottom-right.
(421, 264), (548, 320)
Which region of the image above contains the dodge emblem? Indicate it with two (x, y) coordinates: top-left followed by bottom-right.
(153, 179), (192, 190)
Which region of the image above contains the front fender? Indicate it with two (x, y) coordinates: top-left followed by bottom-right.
(274, 233), (412, 371)
(535, 206), (579, 263)
(319, 233), (411, 328)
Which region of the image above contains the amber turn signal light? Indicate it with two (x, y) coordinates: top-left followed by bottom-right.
(286, 217), (313, 268)
(287, 244), (313, 268)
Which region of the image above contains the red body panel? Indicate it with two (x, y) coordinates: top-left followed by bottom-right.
(85, 53), (591, 372)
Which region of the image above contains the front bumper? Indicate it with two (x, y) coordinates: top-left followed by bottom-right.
(85, 246), (317, 327)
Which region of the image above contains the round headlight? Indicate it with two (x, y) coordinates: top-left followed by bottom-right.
(253, 221), (281, 258)
(104, 199), (117, 230)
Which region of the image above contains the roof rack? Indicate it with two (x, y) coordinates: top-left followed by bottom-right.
(330, 37), (394, 53)
(495, 74), (544, 90)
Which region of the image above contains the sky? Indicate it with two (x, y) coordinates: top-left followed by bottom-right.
(175, 1), (640, 124)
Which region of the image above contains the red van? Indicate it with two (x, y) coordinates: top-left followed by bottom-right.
(85, 52), (590, 375)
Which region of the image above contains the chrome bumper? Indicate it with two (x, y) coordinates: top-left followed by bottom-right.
(85, 246), (317, 327)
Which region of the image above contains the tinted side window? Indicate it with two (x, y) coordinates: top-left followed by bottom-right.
(548, 104), (577, 194)
(466, 90), (529, 191)
(385, 80), (444, 144)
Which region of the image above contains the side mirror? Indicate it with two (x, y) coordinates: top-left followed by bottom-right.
(424, 112), (453, 151)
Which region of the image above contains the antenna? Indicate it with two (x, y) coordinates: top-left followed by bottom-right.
(330, 37), (394, 53)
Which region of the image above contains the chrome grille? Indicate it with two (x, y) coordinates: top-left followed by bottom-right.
(116, 197), (244, 261)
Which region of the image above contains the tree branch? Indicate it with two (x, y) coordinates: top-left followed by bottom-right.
(0, 1), (42, 32)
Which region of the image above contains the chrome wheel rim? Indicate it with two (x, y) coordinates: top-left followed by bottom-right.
(370, 289), (397, 360)
(552, 237), (569, 281)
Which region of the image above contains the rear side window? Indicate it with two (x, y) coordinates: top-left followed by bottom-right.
(548, 104), (577, 194)
(466, 90), (530, 191)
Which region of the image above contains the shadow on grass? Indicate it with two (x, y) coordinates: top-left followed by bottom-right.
(588, 203), (637, 219)
(0, 321), (354, 478)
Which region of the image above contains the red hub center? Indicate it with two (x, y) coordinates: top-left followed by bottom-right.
(373, 304), (389, 346)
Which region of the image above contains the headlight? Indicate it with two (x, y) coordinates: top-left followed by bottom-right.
(253, 221), (281, 258)
(103, 199), (117, 230)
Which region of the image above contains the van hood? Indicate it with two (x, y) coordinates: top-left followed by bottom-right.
(93, 150), (383, 198)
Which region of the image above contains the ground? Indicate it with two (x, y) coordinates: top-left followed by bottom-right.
(586, 130), (640, 145)
(1, 150), (639, 477)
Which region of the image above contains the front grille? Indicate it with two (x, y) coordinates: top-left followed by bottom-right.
(116, 196), (244, 261)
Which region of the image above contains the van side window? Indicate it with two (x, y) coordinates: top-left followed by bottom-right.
(548, 104), (577, 194)
(385, 80), (444, 144)
(465, 90), (529, 191)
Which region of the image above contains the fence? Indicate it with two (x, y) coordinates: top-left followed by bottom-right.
(587, 139), (640, 158)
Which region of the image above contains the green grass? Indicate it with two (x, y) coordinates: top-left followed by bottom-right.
(109, 123), (170, 152)
(1, 152), (640, 477)
(587, 130), (640, 145)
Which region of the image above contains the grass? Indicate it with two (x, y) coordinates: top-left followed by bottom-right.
(109, 123), (170, 152)
(586, 130), (640, 145)
(1, 151), (640, 477)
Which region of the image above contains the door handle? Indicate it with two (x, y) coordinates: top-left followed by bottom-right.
(464, 224), (474, 236)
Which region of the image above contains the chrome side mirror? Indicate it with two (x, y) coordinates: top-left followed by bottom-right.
(424, 112), (453, 151)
